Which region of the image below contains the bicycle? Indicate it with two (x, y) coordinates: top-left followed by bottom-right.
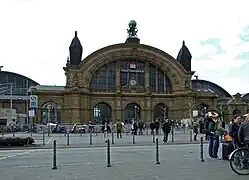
(229, 143), (249, 175)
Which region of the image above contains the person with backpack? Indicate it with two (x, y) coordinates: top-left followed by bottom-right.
(205, 112), (226, 159)
(116, 119), (123, 138)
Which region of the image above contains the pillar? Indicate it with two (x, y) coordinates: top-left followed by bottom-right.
(145, 62), (150, 93)
(144, 97), (152, 123)
(116, 60), (120, 92)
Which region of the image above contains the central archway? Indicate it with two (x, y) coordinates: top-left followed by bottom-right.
(124, 103), (141, 124)
(153, 103), (168, 122)
(93, 102), (112, 124)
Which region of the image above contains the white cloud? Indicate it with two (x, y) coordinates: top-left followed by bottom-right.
(0, 0), (248, 94)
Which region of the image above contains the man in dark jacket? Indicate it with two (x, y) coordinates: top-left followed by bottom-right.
(229, 115), (241, 149)
(162, 119), (171, 143)
(150, 121), (156, 135)
(238, 115), (249, 144)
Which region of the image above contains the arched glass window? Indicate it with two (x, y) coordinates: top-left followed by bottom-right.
(120, 60), (145, 89)
(90, 62), (116, 92)
(149, 63), (172, 93)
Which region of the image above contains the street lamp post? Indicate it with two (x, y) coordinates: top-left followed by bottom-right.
(161, 107), (167, 120)
(10, 83), (12, 110)
(134, 106), (137, 120)
(188, 102), (197, 128)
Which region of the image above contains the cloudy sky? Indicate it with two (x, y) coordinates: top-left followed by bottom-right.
(0, 0), (248, 95)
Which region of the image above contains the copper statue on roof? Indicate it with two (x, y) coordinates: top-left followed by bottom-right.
(127, 20), (138, 37)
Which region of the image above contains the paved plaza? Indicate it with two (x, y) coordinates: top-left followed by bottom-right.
(2, 130), (207, 148)
(0, 144), (248, 180)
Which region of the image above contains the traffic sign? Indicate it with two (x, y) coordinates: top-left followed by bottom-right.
(29, 95), (38, 108)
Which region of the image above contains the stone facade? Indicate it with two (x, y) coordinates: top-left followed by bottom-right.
(30, 43), (218, 124)
(22, 43), (248, 124)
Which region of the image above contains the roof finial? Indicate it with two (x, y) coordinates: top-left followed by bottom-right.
(182, 40), (185, 45)
(75, 31), (77, 37)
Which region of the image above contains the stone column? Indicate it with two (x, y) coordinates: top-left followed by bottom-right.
(115, 97), (122, 122)
(80, 95), (91, 124)
(144, 62), (150, 92)
(70, 93), (80, 124)
(144, 97), (152, 123)
(116, 60), (121, 92)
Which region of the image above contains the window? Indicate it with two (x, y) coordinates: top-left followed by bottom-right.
(149, 63), (172, 94)
(90, 62), (116, 92)
(120, 60), (145, 88)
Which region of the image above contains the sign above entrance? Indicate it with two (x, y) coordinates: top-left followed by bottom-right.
(120, 69), (144, 73)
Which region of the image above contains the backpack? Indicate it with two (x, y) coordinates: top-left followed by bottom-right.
(116, 122), (122, 130)
(204, 117), (214, 134)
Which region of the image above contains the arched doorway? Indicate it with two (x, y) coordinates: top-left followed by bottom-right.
(41, 101), (61, 124)
(93, 102), (112, 124)
(124, 103), (141, 124)
(153, 103), (168, 122)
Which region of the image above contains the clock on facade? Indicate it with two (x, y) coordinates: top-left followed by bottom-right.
(130, 79), (137, 86)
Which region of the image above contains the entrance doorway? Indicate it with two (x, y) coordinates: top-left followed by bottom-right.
(124, 103), (141, 124)
(153, 103), (168, 122)
(93, 102), (112, 124)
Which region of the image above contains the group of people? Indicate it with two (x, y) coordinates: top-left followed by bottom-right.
(109, 118), (173, 143)
(204, 111), (249, 159)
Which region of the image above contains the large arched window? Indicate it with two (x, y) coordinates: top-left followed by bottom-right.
(120, 60), (145, 89)
(149, 63), (172, 93)
(90, 62), (116, 92)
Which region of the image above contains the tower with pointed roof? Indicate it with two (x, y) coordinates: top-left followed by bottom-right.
(69, 31), (83, 65)
(176, 41), (192, 71)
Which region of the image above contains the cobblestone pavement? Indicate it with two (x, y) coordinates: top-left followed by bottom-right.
(0, 144), (248, 180)
(2, 130), (207, 148)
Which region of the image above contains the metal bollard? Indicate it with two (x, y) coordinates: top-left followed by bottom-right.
(90, 132), (92, 145)
(52, 140), (57, 170)
(67, 132), (70, 146)
(107, 139), (111, 167)
(171, 130), (174, 142)
(96, 130), (98, 136)
(153, 133), (155, 143)
(190, 130), (193, 142)
(64, 130), (66, 136)
(156, 138), (160, 164)
(80, 131), (82, 136)
(12, 132), (15, 137)
(200, 136), (204, 162)
(111, 131), (114, 144)
(43, 132), (45, 146)
(132, 134), (135, 144)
